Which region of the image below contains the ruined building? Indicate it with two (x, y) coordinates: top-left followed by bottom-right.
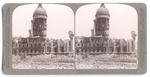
(75, 4), (136, 55)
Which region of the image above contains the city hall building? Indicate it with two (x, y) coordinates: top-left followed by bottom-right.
(12, 4), (72, 56)
(75, 4), (136, 55)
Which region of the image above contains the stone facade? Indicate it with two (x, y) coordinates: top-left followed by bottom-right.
(12, 37), (72, 55)
(75, 37), (135, 55)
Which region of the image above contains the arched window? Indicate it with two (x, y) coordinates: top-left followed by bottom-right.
(22, 44), (24, 47)
(34, 43), (36, 47)
(89, 49), (91, 52)
(91, 43), (93, 47)
(34, 50), (36, 53)
(31, 49), (32, 53)
(81, 49), (83, 53)
(49, 48), (51, 52)
(19, 50), (21, 53)
(39, 43), (41, 47)
(97, 49), (99, 52)
(26, 50), (28, 53)
(93, 43), (95, 47)
(93, 49), (95, 52)
(97, 43), (99, 47)
(87, 43), (89, 47)
(76, 49), (79, 53)
(85, 49), (87, 52)
(15, 44), (17, 47)
(54, 47), (57, 52)
(32, 43), (34, 47)
(78, 43), (80, 46)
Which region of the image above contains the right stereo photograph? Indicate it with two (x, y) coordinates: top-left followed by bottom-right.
(75, 3), (138, 69)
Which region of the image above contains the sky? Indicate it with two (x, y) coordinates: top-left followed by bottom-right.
(76, 4), (138, 40)
(13, 4), (137, 40)
(13, 4), (74, 40)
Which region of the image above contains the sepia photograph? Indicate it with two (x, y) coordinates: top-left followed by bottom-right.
(12, 3), (138, 69)
(12, 4), (75, 69)
(75, 4), (138, 69)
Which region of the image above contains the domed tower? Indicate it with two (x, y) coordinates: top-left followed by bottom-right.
(30, 4), (47, 38)
(93, 3), (110, 40)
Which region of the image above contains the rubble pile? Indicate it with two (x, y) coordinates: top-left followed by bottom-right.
(76, 54), (137, 69)
(12, 54), (137, 69)
(12, 54), (75, 69)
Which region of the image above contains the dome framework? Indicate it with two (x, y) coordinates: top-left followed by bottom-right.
(95, 3), (110, 19)
(33, 4), (47, 19)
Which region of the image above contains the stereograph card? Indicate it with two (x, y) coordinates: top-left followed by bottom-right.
(2, 3), (147, 74)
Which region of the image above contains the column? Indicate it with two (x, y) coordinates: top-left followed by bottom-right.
(120, 39), (123, 53)
(113, 41), (117, 53)
(132, 40), (135, 53)
(90, 48), (93, 54)
(67, 40), (70, 52)
(44, 42), (48, 54)
(70, 39), (73, 52)
(127, 40), (129, 53)
(51, 42), (54, 53)
(64, 41), (67, 53)
(126, 40), (128, 53)
(106, 46), (110, 53)
(57, 40), (61, 53)
(129, 40), (132, 53)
